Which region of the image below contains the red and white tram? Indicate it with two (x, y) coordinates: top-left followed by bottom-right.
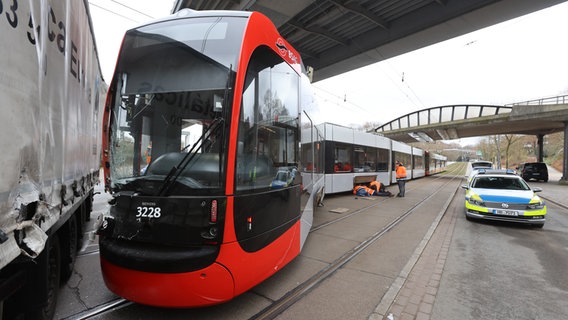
(98, 9), (324, 307)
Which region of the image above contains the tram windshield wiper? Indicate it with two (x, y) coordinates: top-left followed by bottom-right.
(158, 117), (224, 196)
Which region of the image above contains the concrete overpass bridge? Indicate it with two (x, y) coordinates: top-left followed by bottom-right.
(374, 96), (568, 181)
(172, 0), (567, 81)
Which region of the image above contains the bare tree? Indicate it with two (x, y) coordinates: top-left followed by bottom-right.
(502, 134), (523, 168)
(358, 121), (383, 132)
(478, 137), (497, 164)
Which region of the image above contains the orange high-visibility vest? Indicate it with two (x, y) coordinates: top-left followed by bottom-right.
(353, 185), (375, 195)
(369, 180), (381, 190)
(353, 185), (365, 194)
(396, 165), (407, 179)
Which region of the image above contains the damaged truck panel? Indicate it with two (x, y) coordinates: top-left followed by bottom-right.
(0, 0), (105, 319)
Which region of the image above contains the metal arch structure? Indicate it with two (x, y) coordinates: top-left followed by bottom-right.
(374, 97), (568, 143)
(374, 96), (568, 182)
(374, 105), (513, 143)
(173, 0), (567, 82)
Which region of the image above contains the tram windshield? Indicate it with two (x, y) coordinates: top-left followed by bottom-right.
(107, 16), (246, 195)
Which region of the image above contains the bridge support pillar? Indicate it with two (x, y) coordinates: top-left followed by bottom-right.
(561, 122), (568, 183)
(537, 134), (544, 163)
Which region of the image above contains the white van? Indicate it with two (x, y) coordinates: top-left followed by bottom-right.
(465, 160), (493, 182)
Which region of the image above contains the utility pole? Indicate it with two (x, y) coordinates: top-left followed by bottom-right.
(496, 135), (501, 169)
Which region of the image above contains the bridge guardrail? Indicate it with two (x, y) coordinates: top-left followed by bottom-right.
(508, 95), (568, 106)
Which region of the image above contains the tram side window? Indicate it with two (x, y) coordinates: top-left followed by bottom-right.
(414, 155), (424, 169)
(236, 46), (300, 192)
(333, 143), (353, 172)
(377, 148), (389, 172)
(392, 151), (411, 170)
(301, 141), (323, 173)
(353, 146), (376, 172)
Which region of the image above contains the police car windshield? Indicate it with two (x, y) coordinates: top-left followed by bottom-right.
(472, 176), (530, 191)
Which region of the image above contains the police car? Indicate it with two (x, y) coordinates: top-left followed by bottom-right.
(461, 169), (546, 228)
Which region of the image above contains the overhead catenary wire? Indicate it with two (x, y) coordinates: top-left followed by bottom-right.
(88, 2), (139, 23)
(375, 62), (427, 110)
(88, 0), (156, 24)
(110, 0), (155, 19)
(311, 84), (380, 123)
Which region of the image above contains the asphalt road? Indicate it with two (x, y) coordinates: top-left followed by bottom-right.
(432, 196), (568, 320)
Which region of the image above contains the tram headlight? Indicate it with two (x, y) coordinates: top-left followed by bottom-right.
(209, 226), (219, 238)
(201, 226), (219, 240)
(96, 215), (115, 236)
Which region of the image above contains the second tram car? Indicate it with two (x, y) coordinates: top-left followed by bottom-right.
(425, 151), (448, 175)
(98, 9), (324, 307)
(308, 123), (447, 194)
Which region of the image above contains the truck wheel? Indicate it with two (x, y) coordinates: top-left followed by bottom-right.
(28, 234), (61, 320)
(61, 214), (79, 281)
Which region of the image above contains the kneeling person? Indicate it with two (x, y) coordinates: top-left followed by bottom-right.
(368, 180), (393, 197)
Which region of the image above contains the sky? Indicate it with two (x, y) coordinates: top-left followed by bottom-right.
(89, 1), (568, 138)
(89, 0), (175, 82)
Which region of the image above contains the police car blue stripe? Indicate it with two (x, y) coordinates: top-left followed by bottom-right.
(478, 194), (530, 203)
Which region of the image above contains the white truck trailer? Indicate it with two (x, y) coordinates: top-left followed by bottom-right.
(0, 1), (105, 319)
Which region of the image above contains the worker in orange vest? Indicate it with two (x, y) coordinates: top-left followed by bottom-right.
(395, 160), (407, 197)
(353, 184), (375, 197)
(369, 180), (393, 197)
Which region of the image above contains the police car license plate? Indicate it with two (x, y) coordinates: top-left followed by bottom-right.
(494, 209), (518, 216)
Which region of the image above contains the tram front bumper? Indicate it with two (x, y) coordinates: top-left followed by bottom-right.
(100, 257), (235, 307)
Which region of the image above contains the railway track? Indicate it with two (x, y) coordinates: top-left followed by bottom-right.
(62, 299), (131, 320)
